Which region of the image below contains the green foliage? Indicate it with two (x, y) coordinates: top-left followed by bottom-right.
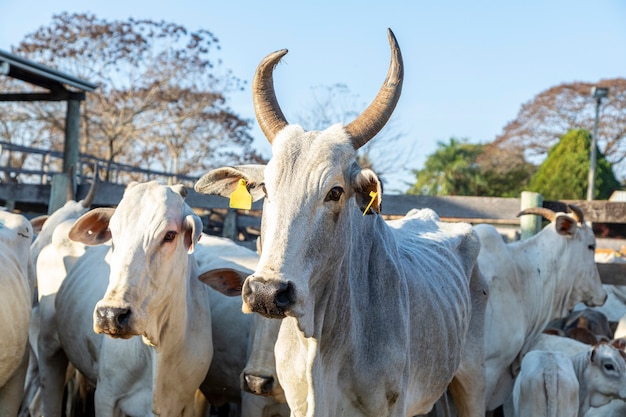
(406, 138), (535, 197)
(528, 129), (620, 200)
(407, 138), (485, 195)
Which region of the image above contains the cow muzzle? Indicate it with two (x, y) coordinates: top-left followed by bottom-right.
(242, 277), (295, 318)
(94, 305), (133, 338)
(242, 373), (276, 396)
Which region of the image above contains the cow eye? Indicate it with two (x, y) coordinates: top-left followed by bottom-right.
(604, 363), (615, 372)
(163, 231), (177, 243)
(588, 244), (596, 251)
(325, 187), (344, 202)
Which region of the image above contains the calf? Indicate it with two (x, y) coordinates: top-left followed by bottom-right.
(509, 343), (626, 417)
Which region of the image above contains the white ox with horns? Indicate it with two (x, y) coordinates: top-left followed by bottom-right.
(477, 205), (607, 412)
(0, 211), (34, 417)
(43, 182), (242, 416)
(195, 29), (489, 417)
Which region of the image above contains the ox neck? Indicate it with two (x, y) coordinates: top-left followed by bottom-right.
(313, 211), (403, 340)
(570, 349), (592, 416)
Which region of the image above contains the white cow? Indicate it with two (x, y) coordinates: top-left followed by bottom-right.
(509, 343), (626, 417)
(0, 211), (34, 417)
(477, 206), (607, 412)
(45, 182), (241, 416)
(194, 235), (289, 417)
(195, 29), (488, 417)
(23, 178), (97, 417)
(510, 350), (579, 417)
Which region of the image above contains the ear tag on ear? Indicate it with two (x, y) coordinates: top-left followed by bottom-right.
(363, 191), (378, 216)
(229, 179), (252, 210)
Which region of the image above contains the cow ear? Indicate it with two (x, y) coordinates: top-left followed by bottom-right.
(30, 215), (49, 234)
(555, 214), (578, 236)
(195, 165), (266, 202)
(68, 207), (115, 245)
(197, 268), (246, 297)
(352, 168), (382, 215)
(183, 210), (203, 254)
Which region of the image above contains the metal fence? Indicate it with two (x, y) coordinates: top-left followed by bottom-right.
(0, 140), (199, 187)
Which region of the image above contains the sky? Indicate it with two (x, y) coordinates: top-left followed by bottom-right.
(1, 0), (625, 193)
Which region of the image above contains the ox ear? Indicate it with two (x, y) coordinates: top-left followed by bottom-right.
(197, 268), (246, 297)
(352, 168), (383, 215)
(30, 215), (49, 234)
(68, 207), (115, 245)
(555, 214), (578, 237)
(183, 210), (203, 254)
(195, 165), (266, 202)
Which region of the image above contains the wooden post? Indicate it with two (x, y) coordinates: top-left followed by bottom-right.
(63, 99), (81, 175)
(520, 191), (543, 240)
(48, 173), (71, 214)
(222, 209), (239, 241)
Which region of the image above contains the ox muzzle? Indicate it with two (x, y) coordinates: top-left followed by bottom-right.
(242, 276), (295, 318)
(94, 305), (134, 338)
(242, 373), (276, 397)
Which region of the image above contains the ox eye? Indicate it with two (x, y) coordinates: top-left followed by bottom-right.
(604, 363), (615, 372)
(588, 244), (596, 251)
(163, 231), (177, 243)
(325, 187), (344, 202)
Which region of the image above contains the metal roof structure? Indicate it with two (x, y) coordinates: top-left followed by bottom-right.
(0, 48), (98, 101)
(0, 49), (99, 213)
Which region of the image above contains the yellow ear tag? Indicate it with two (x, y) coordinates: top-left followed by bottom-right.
(229, 179), (252, 210)
(362, 191), (378, 216)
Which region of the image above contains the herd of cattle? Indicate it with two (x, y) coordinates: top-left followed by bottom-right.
(2, 28), (626, 417)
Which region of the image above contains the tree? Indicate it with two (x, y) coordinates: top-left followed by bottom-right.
(407, 138), (536, 197)
(494, 79), (626, 179)
(528, 129), (620, 200)
(0, 12), (264, 182)
(407, 138), (485, 196)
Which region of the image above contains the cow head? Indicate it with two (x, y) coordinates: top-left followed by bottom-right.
(195, 29), (403, 337)
(587, 342), (626, 408)
(517, 205), (607, 309)
(69, 181), (202, 343)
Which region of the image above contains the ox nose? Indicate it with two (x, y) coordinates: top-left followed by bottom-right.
(242, 373), (275, 396)
(94, 306), (132, 337)
(242, 278), (295, 318)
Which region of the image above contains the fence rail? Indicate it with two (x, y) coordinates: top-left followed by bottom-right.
(0, 140), (199, 187)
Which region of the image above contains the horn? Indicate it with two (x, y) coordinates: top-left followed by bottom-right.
(345, 28), (404, 150)
(252, 49), (289, 143)
(517, 207), (556, 222)
(568, 204), (585, 223)
(81, 163), (99, 208)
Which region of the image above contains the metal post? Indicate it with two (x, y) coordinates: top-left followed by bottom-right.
(587, 87), (608, 201)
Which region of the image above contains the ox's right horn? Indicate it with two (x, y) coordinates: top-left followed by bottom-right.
(252, 49), (289, 144)
(517, 207), (556, 222)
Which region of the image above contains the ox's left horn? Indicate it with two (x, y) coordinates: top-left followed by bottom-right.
(517, 207), (556, 222)
(252, 49), (289, 144)
(345, 28), (404, 150)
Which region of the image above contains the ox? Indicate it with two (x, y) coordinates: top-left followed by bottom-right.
(0, 211), (34, 417)
(508, 343), (626, 417)
(48, 181), (238, 416)
(477, 206), (607, 412)
(194, 235), (289, 417)
(195, 29), (488, 417)
(25, 178), (97, 417)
